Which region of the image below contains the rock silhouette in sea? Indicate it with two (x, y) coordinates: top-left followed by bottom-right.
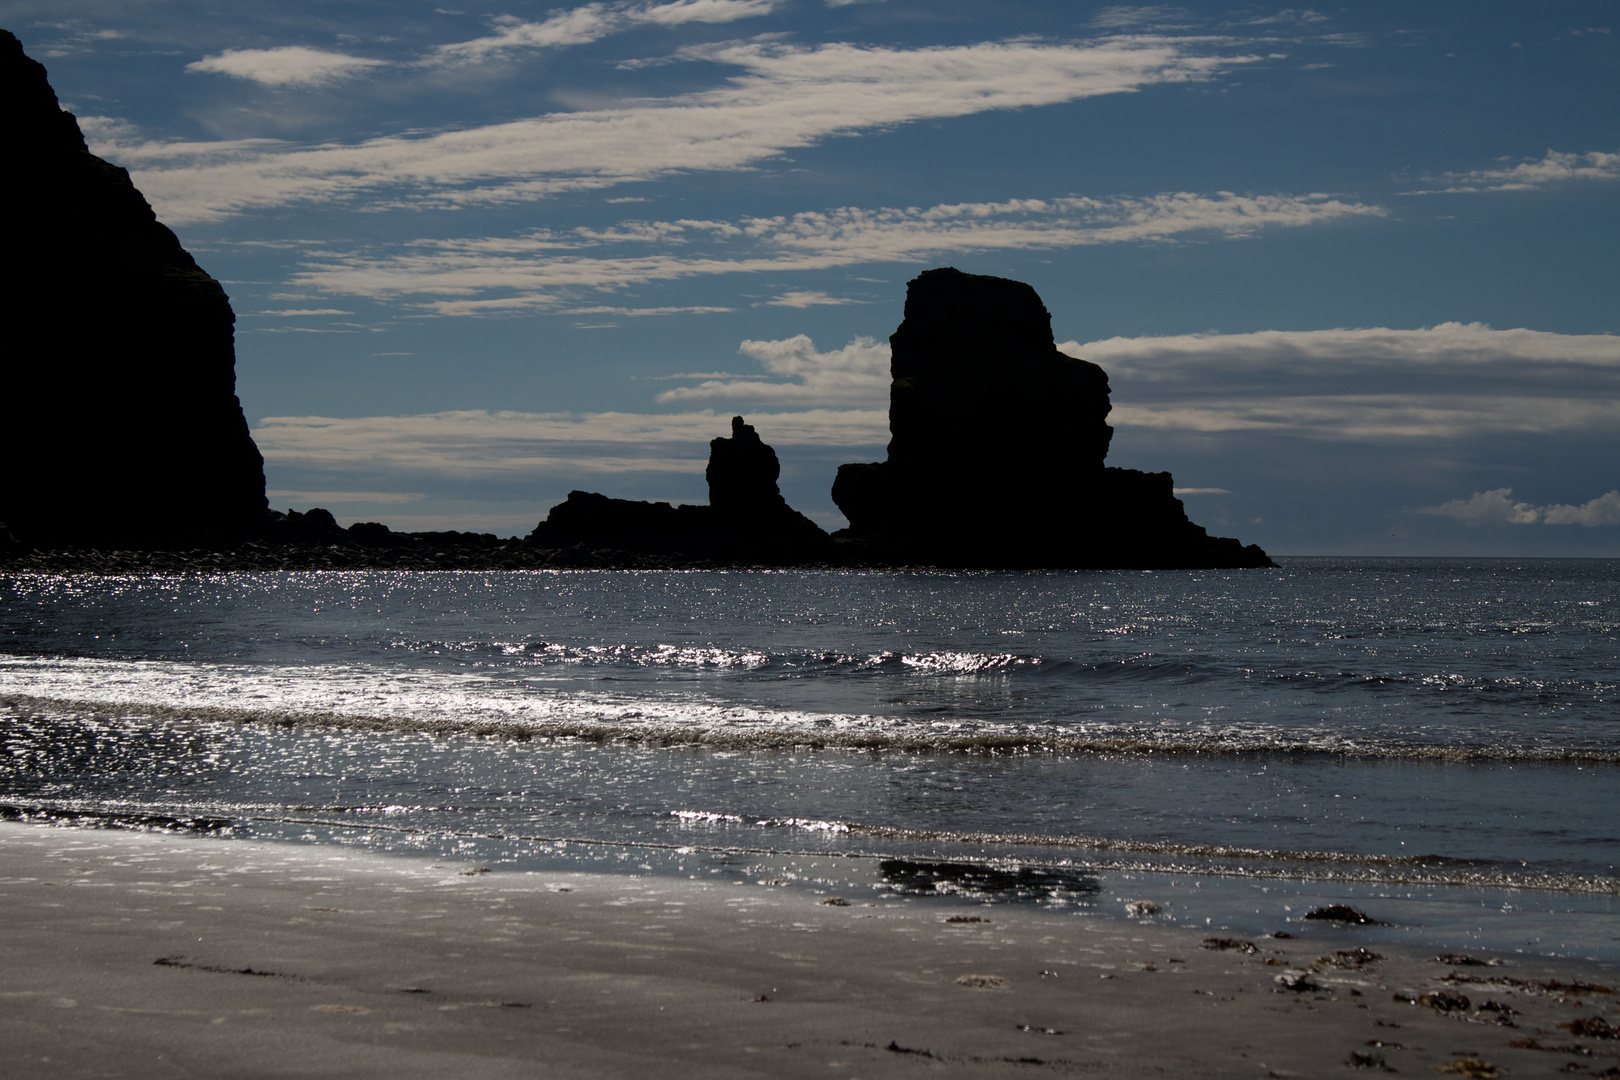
(527, 416), (829, 559)
(0, 30), (267, 549)
(833, 268), (1271, 568)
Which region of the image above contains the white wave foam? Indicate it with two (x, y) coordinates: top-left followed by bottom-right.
(2, 656), (1612, 762)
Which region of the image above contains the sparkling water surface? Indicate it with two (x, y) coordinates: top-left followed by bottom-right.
(3, 558), (1617, 956)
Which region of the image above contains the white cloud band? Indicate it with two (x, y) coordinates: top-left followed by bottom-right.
(94, 37), (1252, 223)
(1065, 323), (1620, 439)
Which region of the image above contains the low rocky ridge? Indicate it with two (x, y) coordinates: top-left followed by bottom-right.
(0, 512), (810, 573)
(525, 415), (831, 563)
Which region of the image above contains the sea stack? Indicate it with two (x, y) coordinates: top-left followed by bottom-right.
(528, 416), (828, 560)
(0, 30), (267, 549)
(832, 268), (1271, 568)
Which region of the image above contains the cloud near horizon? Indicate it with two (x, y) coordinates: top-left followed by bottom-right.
(266, 489), (425, 504)
(658, 335), (890, 406)
(1065, 323), (1620, 440)
(253, 408), (890, 481)
(256, 322), (1620, 504)
(89, 37), (1253, 223)
(1419, 489), (1620, 527)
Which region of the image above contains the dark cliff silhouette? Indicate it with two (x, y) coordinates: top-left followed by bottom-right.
(526, 416), (830, 560)
(833, 268), (1271, 569)
(0, 30), (267, 549)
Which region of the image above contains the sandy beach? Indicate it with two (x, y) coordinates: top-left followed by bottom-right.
(3, 822), (1616, 1078)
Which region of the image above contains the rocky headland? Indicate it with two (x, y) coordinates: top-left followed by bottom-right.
(0, 30), (268, 550)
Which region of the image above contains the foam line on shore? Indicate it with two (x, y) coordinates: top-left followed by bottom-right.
(6, 690), (1618, 764)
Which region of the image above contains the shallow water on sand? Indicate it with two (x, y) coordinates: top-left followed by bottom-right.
(2, 559), (1616, 955)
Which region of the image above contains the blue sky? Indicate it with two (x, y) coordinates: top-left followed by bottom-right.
(8, 0), (1618, 553)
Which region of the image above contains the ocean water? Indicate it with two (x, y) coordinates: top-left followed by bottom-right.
(3, 558), (1617, 958)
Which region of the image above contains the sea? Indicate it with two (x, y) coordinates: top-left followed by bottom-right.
(3, 558), (1616, 959)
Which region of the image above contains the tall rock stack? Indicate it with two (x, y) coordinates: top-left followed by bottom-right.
(833, 268), (1270, 568)
(0, 30), (267, 549)
(704, 415), (823, 545)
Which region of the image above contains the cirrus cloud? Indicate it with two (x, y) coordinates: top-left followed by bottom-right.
(281, 190), (1382, 315)
(429, 0), (788, 65)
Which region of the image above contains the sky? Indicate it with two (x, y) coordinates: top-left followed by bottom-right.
(7, 0), (1618, 554)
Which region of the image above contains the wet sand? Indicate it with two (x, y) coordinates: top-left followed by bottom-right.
(3, 822), (1616, 1078)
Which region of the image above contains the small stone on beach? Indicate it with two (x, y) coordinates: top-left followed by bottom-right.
(1303, 904), (1387, 925)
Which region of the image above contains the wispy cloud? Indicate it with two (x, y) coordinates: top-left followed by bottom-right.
(1069, 323), (1620, 377)
(36, 24), (127, 59)
(634, 0), (786, 26)
(1231, 9), (1330, 28)
(1404, 149), (1620, 194)
(186, 46), (388, 87)
(429, 0), (786, 64)
(285, 191), (1381, 314)
(1065, 323), (1620, 439)
(1088, 6), (1198, 31)
(657, 335), (890, 406)
(1420, 489), (1620, 527)
(251, 308), (355, 316)
(430, 10), (618, 63)
(764, 290), (864, 308)
(92, 37), (1254, 223)
(560, 304), (734, 316)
